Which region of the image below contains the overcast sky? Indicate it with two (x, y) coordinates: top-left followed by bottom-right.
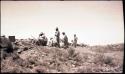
(1, 1), (124, 46)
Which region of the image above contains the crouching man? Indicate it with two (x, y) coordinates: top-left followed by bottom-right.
(38, 32), (48, 46)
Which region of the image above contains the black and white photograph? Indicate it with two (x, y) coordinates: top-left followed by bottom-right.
(0, 0), (124, 73)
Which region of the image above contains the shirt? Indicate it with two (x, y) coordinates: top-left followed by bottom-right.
(55, 31), (60, 37)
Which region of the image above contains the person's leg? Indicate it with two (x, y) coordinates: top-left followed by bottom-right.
(66, 42), (69, 48)
(76, 41), (77, 48)
(57, 38), (60, 48)
(74, 42), (76, 48)
(63, 41), (68, 49)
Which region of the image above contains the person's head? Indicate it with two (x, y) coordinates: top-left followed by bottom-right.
(62, 32), (65, 35)
(56, 27), (58, 31)
(50, 37), (53, 40)
(39, 32), (44, 36)
(74, 34), (76, 37)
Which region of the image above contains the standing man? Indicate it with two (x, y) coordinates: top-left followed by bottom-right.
(62, 32), (68, 49)
(55, 27), (60, 48)
(73, 34), (78, 48)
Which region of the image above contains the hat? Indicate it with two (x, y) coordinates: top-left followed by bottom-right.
(39, 32), (44, 36)
(62, 32), (65, 35)
(56, 27), (58, 31)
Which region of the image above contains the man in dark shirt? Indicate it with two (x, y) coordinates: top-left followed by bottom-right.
(62, 32), (68, 49)
(73, 34), (78, 48)
(55, 27), (60, 48)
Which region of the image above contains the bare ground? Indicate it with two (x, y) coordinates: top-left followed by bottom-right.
(1, 40), (124, 73)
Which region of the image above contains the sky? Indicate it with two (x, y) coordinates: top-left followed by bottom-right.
(1, 1), (124, 46)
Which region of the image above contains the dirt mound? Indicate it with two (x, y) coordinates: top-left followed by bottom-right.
(1, 39), (83, 73)
(1, 40), (123, 73)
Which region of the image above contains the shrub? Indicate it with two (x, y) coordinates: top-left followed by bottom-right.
(93, 53), (114, 66)
(68, 48), (75, 57)
(33, 66), (48, 73)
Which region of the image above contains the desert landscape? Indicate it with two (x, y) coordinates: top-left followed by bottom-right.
(1, 1), (124, 73)
(1, 38), (124, 73)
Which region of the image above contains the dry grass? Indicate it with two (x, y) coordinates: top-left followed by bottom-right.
(1, 40), (124, 73)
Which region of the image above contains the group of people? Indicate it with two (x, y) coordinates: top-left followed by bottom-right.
(38, 27), (78, 48)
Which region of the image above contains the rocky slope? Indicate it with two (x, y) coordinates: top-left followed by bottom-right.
(1, 40), (124, 73)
